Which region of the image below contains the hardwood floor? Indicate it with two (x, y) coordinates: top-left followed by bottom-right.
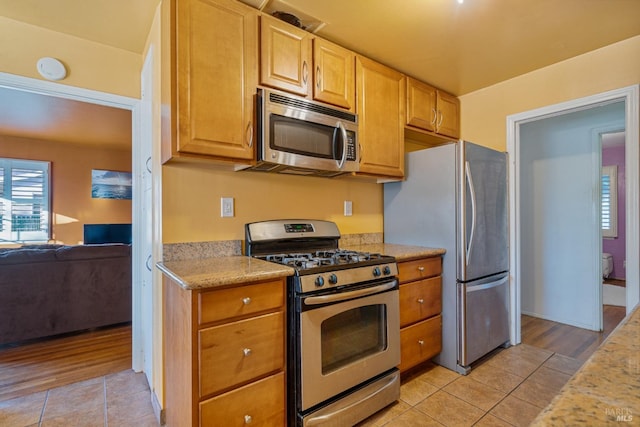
(521, 305), (626, 361)
(0, 324), (131, 403)
(604, 278), (626, 287)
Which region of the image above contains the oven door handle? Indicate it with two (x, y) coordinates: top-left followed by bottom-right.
(304, 280), (397, 305)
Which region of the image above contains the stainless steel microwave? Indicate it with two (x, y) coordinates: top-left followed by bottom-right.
(247, 88), (359, 177)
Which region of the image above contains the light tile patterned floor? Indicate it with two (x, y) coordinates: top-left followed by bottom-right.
(0, 370), (158, 427)
(358, 344), (583, 427)
(0, 344), (582, 427)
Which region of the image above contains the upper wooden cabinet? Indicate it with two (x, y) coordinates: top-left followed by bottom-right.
(356, 56), (405, 178)
(260, 14), (311, 97)
(406, 77), (460, 140)
(312, 38), (355, 110)
(161, 0), (257, 164)
(260, 15), (355, 111)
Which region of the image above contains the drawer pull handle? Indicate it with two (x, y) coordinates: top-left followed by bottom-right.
(244, 415), (253, 424)
(242, 297), (251, 305)
(418, 340), (425, 346)
(418, 266), (425, 272)
(243, 348), (252, 357)
(417, 298), (424, 304)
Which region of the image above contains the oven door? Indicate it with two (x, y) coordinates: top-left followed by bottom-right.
(299, 280), (400, 411)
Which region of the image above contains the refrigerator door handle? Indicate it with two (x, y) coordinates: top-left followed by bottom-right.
(465, 161), (477, 265)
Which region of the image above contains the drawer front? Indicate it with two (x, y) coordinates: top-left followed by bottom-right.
(200, 372), (285, 427)
(399, 277), (442, 327)
(398, 257), (442, 283)
(200, 311), (284, 397)
(199, 279), (284, 325)
(399, 315), (442, 372)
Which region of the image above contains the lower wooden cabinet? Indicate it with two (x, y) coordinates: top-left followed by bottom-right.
(200, 372), (285, 426)
(399, 315), (442, 372)
(163, 275), (286, 427)
(397, 256), (443, 373)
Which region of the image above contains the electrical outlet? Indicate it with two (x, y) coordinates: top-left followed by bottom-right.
(221, 197), (234, 217)
(344, 200), (353, 216)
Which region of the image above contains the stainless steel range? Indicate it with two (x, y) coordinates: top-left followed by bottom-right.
(245, 219), (401, 427)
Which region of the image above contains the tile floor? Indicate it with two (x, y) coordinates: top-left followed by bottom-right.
(0, 370), (158, 427)
(358, 344), (584, 427)
(0, 344), (581, 427)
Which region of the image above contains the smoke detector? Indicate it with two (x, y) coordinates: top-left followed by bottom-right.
(37, 57), (67, 81)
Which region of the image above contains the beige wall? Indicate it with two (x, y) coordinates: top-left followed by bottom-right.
(459, 36), (640, 151)
(0, 16), (141, 98)
(0, 135), (132, 244)
(162, 163), (383, 243)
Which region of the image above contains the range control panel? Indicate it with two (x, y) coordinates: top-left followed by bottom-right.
(285, 223), (314, 233)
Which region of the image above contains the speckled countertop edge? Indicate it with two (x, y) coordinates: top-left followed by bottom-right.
(344, 243), (446, 261)
(531, 305), (640, 425)
(157, 256), (294, 290)
(158, 240), (444, 291)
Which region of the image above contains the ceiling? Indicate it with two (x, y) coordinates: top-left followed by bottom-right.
(1, 0), (639, 149)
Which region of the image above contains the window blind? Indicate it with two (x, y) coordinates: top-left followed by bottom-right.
(0, 159), (50, 243)
(601, 165), (617, 238)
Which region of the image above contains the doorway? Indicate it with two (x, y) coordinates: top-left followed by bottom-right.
(0, 71), (146, 372)
(507, 85), (640, 345)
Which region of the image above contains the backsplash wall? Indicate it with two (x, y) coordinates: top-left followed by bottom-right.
(162, 162), (384, 244)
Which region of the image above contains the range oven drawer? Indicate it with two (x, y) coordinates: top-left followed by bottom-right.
(199, 311), (284, 397)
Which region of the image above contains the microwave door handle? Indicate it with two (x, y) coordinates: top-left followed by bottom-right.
(335, 121), (348, 169)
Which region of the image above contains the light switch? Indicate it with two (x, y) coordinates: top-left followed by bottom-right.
(221, 197), (234, 217)
(344, 200), (353, 216)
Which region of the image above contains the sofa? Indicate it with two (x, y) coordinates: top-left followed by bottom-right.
(0, 243), (132, 346)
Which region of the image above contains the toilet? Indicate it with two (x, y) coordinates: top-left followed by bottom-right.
(602, 253), (614, 279)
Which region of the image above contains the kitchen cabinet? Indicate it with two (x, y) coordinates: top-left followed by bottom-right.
(161, 0), (257, 164)
(397, 255), (443, 373)
(405, 76), (460, 140)
(163, 276), (286, 426)
(356, 55), (405, 179)
(260, 15), (355, 111)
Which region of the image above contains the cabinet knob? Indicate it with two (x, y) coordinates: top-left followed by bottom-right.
(417, 266), (425, 272)
(417, 298), (424, 304)
(243, 348), (252, 357)
(244, 415), (253, 424)
(418, 340), (425, 346)
(242, 297), (251, 305)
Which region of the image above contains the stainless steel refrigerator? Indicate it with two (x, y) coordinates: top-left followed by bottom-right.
(384, 140), (509, 374)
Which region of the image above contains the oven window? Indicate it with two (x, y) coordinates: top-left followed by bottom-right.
(320, 304), (387, 374)
(271, 115), (335, 159)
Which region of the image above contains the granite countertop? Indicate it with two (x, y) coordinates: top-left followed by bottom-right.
(532, 305), (640, 425)
(157, 243), (444, 290)
(157, 256), (294, 290)
(344, 243), (445, 261)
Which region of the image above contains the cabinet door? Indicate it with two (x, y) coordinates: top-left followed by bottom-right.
(436, 90), (460, 139)
(399, 277), (442, 327)
(260, 15), (311, 97)
(175, 0), (256, 160)
(399, 315), (442, 372)
(406, 77), (437, 132)
(313, 38), (355, 111)
(356, 56), (405, 178)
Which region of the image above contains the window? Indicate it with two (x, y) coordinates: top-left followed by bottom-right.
(601, 165), (617, 238)
(0, 159), (51, 243)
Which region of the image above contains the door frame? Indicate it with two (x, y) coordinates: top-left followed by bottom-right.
(0, 71), (145, 371)
(507, 84), (640, 344)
